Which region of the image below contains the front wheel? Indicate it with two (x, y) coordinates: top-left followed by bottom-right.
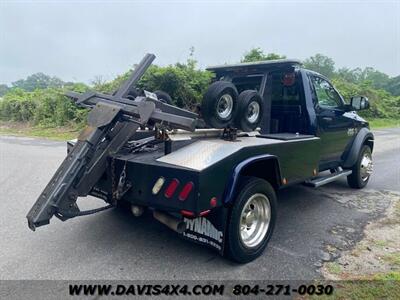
(226, 177), (277, 263)
(347, 145), (373, 189)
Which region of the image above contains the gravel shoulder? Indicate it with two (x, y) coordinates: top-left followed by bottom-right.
(322, 192), (400, 280)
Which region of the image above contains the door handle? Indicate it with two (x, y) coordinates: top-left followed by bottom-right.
(322, 116), (333, 122)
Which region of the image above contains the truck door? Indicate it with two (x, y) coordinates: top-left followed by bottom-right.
(309, 74), (354, 164)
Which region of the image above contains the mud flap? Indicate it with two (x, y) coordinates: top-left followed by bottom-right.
(179, 206), (230, 255)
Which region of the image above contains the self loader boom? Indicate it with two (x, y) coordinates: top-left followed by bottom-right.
(27, 55), (374, 263)
(26, 54), (198, 231)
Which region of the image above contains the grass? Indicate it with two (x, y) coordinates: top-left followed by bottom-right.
(325, 262), (342, 274)
(394, 199), (400, 219)
(382, 252), (400, 266)
(374, 239), (389, 247)
(329, 278), (400, 300)
(318, 197), (400, 299)
(375, 272), (400, 281)
(0, 121), (79, 141)
(312, 272), (400, 300)
(380, 200), (400, 226)
(368, 118), (400, 129)
(0, 118), (398, 140)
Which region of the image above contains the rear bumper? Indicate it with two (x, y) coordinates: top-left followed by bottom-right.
(109, 157), (202, 214)
(68, 139), (222, 216)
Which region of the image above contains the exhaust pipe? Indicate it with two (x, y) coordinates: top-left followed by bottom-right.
(153, 210), (186, 233)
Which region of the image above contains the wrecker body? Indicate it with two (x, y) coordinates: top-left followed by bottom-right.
(27, 54), (373, 262)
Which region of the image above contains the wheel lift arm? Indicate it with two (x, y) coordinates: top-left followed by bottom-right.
(26, 54), (198, 231)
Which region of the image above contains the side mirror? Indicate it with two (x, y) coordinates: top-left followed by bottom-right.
(350, 96), (370, 111)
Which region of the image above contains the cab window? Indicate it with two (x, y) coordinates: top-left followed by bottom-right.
(231, 75), (263, 94)
(311, 76), (343, 109)
(270, 71), (301, 105)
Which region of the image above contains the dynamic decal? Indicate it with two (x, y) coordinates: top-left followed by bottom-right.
(183, 217), (223, 251)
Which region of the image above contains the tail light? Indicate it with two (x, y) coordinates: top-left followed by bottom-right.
(210, 197), (217, 207)
(199, 210), (210, 217)
(178, 182), (194, 201)
(180, 210), (195, 217)
(164, 179), (180, 198)
(152, 177), (165, 195)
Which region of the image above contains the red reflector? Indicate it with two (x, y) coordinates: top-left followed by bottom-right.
(180, 210), (195, 217)
(199, 210), (210, 217)
(178, 182), (194, 201)
(210, 197), (217, 207)
(164, 179), (180, 198)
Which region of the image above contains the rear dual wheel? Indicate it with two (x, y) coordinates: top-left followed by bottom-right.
(226, 177), (277, 263)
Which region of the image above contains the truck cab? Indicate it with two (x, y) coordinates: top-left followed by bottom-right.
(207, 60), (373, 175)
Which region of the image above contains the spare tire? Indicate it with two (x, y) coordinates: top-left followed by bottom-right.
(154, 90), (173, 105)
(201, 81), (238, 128)
(126, 88), (140, 100)
(235, 90), (263, 132)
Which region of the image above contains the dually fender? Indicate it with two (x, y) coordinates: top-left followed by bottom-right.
(223, 154), (282, 204)
(342, 127), (374, 168)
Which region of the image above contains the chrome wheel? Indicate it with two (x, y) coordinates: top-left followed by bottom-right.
(360, 152), (373, 181)
(239, 193), (271, 248)
(247, 101), (260, 124)
(216, 94), (233, 120)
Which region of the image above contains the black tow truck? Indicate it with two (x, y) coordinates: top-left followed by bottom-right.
(27, 54), (374, 263)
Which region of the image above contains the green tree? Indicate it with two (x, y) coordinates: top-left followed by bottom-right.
(93, 53), (213, 110)
(138, 59), (212, 109)
(385, 75), (400, 96)
(11, 73), (65, 91)
(0, 84), (89, 126)
(335, 67), (363, 83)
(241, 48), (286, 63)
(360, 67), (390, 90)
(1, 50), (399, 129)
(335, 67), (399, 96)
(303, 54), (335, 78)
(0, 84), (9, 96)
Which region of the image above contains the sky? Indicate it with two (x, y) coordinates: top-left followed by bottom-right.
(0, 0), (399, 85)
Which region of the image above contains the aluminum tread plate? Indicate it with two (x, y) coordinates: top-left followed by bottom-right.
(156, 137), (317, 171)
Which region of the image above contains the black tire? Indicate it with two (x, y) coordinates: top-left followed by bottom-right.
(127, 88), (140, 100)
(226, 177), (277, 263)
(347, 145), (373, 189)
(201, 81), (238, 128)
(235, 90), (264, 132)
(154, 90), (173, 105)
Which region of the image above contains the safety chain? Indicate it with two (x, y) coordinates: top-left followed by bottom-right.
(111, 157), (117, 203)
(111, 158), (131, 203)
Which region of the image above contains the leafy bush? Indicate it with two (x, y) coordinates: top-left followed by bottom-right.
(94, 58), (213, 110)
(332, 78), (400, 119)
(0, 49), (398, 129)
(0, 84), (89, 126)
(241, 48), (286, 63)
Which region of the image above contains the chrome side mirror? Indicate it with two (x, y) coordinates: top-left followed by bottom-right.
(350, 96), (370, 110)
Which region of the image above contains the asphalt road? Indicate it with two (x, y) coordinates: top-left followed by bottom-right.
(0, 128), (399, 280)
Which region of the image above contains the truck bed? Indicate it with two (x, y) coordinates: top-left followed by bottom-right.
(100, 133), (321, 214)
(116, 133), (317, 171)
(156, 135), (311, 171)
